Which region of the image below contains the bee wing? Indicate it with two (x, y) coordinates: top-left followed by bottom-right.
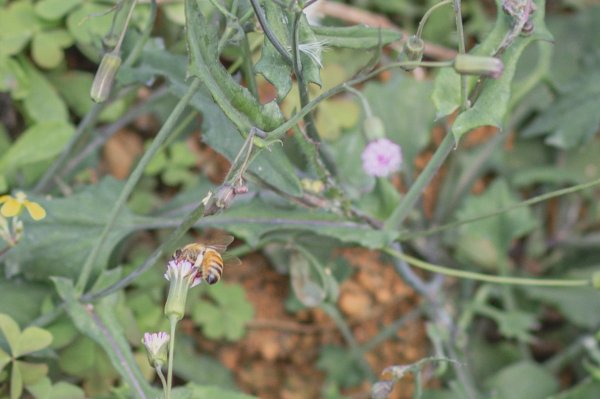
(206, 235), (235, 253)
(223, 256), (242, 267)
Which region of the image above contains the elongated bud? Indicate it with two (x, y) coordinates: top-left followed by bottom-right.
(91, 52), (122, 103)
(453, 54), (504, 79)
(399, 35), (424, 71)
(363, 115), (386, 141)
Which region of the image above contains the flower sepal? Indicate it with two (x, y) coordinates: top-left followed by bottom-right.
(142, 332), (170, 368)
(164, 258), (202, 321)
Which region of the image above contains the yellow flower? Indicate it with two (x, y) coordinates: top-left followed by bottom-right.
(0, 192), (46, 221)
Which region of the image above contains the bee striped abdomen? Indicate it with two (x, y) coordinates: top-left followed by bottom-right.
(202, 249), (224, 285)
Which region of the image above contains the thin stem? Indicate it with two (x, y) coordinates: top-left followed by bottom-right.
(383, 247), (590, 287)
(33, 103), (104, 193)
(249, 0), (293, 64)
(416, 0), (452, 39)
(115, 0), (139, 52)
(241, 33), (259, 99)
(123, 0), (157, 68)
(75, 78), (201, 294)
(453, 0), (468, 111)
(401, 176), (600, 241)
(156, 366), (168, 399)
(208, 0), (236, 19)
(166, 316), (177, 399)
(384, 131), (455, 232)
(344, 85), (373, 118)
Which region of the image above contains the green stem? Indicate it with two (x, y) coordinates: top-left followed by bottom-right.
(344, 85), (373, 118)
(156, 366), (168, 399)
(249, 0), (292, 64)
(384, 131), (455, 232)
(123, 0), (157, 68)
(33, 103), (104, 193)
(114, 0), (139, 53)
(400, 177), (600, 241)
(383, 247), (590, 287)
(75, 78), (201, 294)
(416, 0), (452, 39)
(240, 33), (259, 99)
(453, 0), (468, 111)
(166, 315), (177, 399)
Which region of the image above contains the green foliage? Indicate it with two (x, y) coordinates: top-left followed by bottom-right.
(172, 337), (236, 388)
(191, 282), (254, 341)
(486, 361), (558, 399)
(317, 345), (368, 389)
(27, 377), (85, 399)
(145, 141), (198, 187)
(0, 313), (52, 399)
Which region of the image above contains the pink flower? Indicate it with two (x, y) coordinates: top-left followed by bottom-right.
(361, 138), (403, 177)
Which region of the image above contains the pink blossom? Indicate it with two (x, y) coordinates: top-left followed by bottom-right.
(361, 138), (403, 177)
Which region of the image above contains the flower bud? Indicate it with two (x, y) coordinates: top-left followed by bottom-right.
(142, 332), (170, 368)
(363, 116), (386, 141)
(399, 35), (424, 71)
(91, 52), (122, 103)
(164, 258), (201, 321)
(453, 54), (504, 79)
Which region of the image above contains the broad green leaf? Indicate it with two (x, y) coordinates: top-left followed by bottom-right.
(66, 2), (113, 60)
(451, 179), (536, 270)
(494, 309), (536, 341)
(53, 277), (156, 398)
(0, 280), (51, 326)
(521, 70), (600, 149)
(364, 73), (436, 175)
(314, 99), (359, 141)
(255, 1), (322, 99)
(31, 29), (73, 69)
(0, 54), (29, 97)
(0, 121), (74, 176)
(185, 385), (259, 399)
(5, 178), (138, 281)
(173, 337), (236, 387)
(0, 347), (9, 372)
(192, 283), (254, 341)
(0, 313), (20, 355)
(21, 59), (68, 122)
(10, 359), (23, 399)
(550, 378), (600, 399)
(486, 361), (558, 399)
(526, 284), (600, 329)
(451, 0), (552, 141)
(196, 196), (397, 248)
(34, 0), (82, 20)
(27, 378), (86, 399)
(0, 1), (40, 56)
(16, 360), (48, 385)
(311, 25), (402, 49)
(328, 128), (373, 198)
(15, 327), (52, 357)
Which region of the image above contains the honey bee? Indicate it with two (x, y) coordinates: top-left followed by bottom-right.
(173, 235), (241, 285)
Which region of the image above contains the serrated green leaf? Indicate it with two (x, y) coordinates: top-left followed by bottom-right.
(15, 327), (52, 357)
(486, 361), (558, 399)
(450, 0), (552, 141)
(522, 70), (600, 149)
(0, 313), (21, 355)
(451, 179), (536, 270)
(311, 25), (402, 49)
(31, 29), (73, 69)
(34, 0), (82, 20)
(5, 178), (138, 281)
(255, 1), (322, 99)
(197, 196), (397, 248)
(16, 360), (47, 385)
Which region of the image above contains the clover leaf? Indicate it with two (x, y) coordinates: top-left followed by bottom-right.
(192, 283), (254, 341)
(0, 313), (53, 399)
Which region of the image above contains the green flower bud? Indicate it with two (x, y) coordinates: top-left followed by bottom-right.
(363, 115), (386, 141)
(90, 52), (122, 103)
(399, 35), (425, 71)
(142, 332), (170, 368)
(453, 54), (504, 79)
